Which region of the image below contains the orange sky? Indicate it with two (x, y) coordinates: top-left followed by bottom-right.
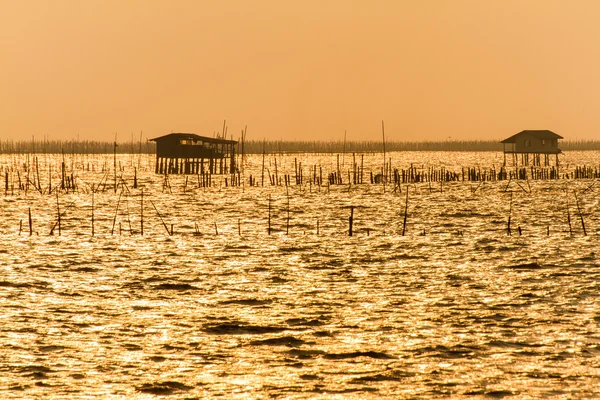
(2, 0), (600, 142)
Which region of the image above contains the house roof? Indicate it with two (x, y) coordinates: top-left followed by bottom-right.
(501, 130), (563, 143)
(150, 133), (237, 144)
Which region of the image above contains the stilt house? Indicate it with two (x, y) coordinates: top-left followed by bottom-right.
(150, 133), (237, 174)
(501, 130), (562, 166)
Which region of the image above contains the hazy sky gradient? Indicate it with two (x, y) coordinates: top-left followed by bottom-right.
(2, 1), (600, 142)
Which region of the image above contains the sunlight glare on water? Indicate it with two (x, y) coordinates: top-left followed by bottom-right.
(0, 151), (600, 398)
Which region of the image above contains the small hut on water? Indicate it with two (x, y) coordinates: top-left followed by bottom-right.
(150, 133), (237, 174)
(501, 130), (562, 167)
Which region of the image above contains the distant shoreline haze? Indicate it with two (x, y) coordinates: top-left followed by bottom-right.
(1, 139), (600, 154)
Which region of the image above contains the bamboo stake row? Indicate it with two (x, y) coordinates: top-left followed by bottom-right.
(17, 187), (593, 238)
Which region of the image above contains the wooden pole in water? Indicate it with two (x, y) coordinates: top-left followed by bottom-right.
(574, 191), (587, 236)
(402, 186), (409, 236)
(507, 191), (512, 236)
(140, 188), (144, 236)
(35, 157), (41, 193)
(111, 192), (122, 235)
(352, 152), (356, 184)
(566, 192), (573, 236)
(261, 139), (266, 187)
(113, 137), (118, 193)
(342, 130), (347, 169)
(286, 185), (290, 235)
(361, 154), (364, 184)
(349, 206), (354, 236)
(139, 130), (143, 168)
(28, 207), (32, 236)
(275, 157), (279, 186)
(61, 148), (65, 190)
(336, 154), (340, 184)
(149, 199), (171, 236)
(294, 157), (298, 185)
(56, 191), (61, 236)
(268, 194), (271, 235)
(49, 201), (74, 235)
(241, 126), (246, 177)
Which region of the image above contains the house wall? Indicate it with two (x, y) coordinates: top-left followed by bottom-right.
(513, 134), (559, 154)
(155, 138), (223, 158)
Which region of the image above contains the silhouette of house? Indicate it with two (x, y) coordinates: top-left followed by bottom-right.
(150, 133), (237, 174)
(501, 130), (562, 166)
